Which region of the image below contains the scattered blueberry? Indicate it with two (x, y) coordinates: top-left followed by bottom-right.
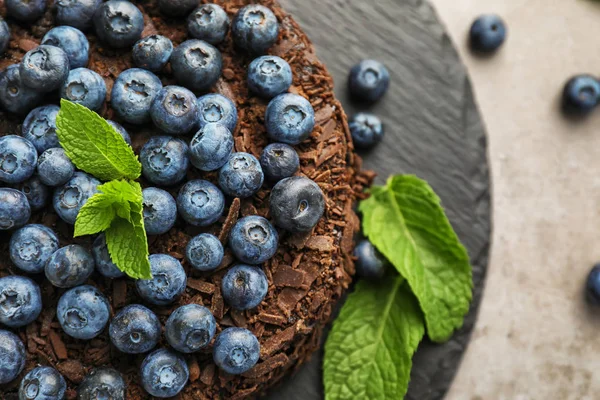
(0, 275), (42, 328)
(9, 224), (59, 274)
(53, 171), (100, 225)
(22, 105), (60, 154)
(132, 35), (173, 72)
(349, 113), (384, 148)
(562, 75), (600, 115)
(157, 0), (198, 17)
(91, 233), (126, 279)
(42, 26), (90, 69)
(136, 254), (187, 306)
(37, 147), (75, 187)
(348, 59), (390, 103)
(20, 45), (70, 93)
(19, 366), (67, 400)
(5, 0), (46, 22)
(60, 68), (107, 111)
(111, 68), (163, 124)
(78, 368), (125, 400)
(221, 265), (268, 310)
(213, 327), (260, 375)
(151, 85), (198, 135)
(170, 39), (223, 93)
(56, 0), (102, 31)
(185, 233), (223, 272)
(0, 188), (31, 230)
(0, 329), (25, 384)
(140, 136), (190, 186)
(218, 152), (264, 198)
(142, 187), (177, 235)
(270, 176), (325, 232)
(229, 216), (278, 265)
(107, 120), (132, 145)
(45, 244), (95, 288)
(109, 304), (161, 354)
(265, 93), (315, 145)
(0, 135), (37, 184)
(259, 143), (299, 182)
(0, 64), (43, 115)
(19, 175), (49, 211)
(248, 56), (292, 99)
(187, 4), (230, 45)
(57, 285), (110, 340)
(196, 93), (238, 132)
(94, 0), (144, 48)
(232, 5), (279, 54)
(176, 179), (224, 227)
(165, 304), (216, 353)
(353, 240), (388, 280)
(189, 123), (234, 171)
(0, 18), (10, 56)
(140, 348), (189, 398)
(469, 14), (507, 53)
(586, 264), (600, 305)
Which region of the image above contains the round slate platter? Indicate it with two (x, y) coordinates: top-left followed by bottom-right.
(266, 0), (492, 399)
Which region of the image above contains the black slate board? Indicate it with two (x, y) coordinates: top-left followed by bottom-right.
(264, 0), (492, 399)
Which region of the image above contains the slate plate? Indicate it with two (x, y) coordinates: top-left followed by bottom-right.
(266, 0), (492, 399)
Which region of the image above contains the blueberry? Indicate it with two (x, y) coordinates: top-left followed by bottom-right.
(151, 86), (198, 135)
(42, 26), (90, 69)
(176, 179), (224, 227)
(221, 265), (268, 310)
(56, 0), (102, 31)
(349, 113), (384, 149)
(270, 176), (324, 233)
(94, 0), (144, 48)
(0, 188), (30, 230)
(142, 187), (177, 235)
(248, 56), (292, 99)
(57, 285), (110, 340)
(91, 234), (125, 279)
(165, 304), (216, 353)
(218, 152), (264, 198)
(229, 216), (278, 265)
(60, 68), (107, 111)
(111, 68), (163, 124)
(78, 368), (125, 400)
(171, 39), (223, 93)
(0, 18), (10, 56)
(187, 4), (230, 45)
(9, 224), (59, 274)
(259, 143), (299, 182)
(0, 135), (37, 184)
(22, 105), (60, 154)
(20, 46), (70, 93)
(189, 123), (234, 171)
(586, 264), (600, 305)
(196, 93), (238, 132)
(5, 0), (46, 22)
(136, 254), (187, 306)
(157, 0), (198, 17)
(53, 171), (100, 225)
(45, 244), (95, 288)
(0, 64), (43, 115)
(0, 330), (25, 384)
(19, 366), (67, 400)
(140, 136), (189, 186)
(185, 233), (223, 272)
(469, 14), (506, 53)
(37, 147), (75, 187)
(0, 275), (42, 328)
(348, 59), (390, 103)
(232, 5), (279, 54)
(107, 120), (132, 145)
(140, 348), (189, 398)
(19, 175), (49, 211)
(265, 93), (315, 145)
(109, 304), (161, 354)
(132, 35), (173, 72)
(353, 240), (388, 280)
(213, 327), (260, 375)
(562, 75), (600, 115)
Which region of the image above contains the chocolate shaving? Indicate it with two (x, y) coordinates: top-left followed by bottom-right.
(273, 266), (305, 288)
(49, 330), (68, 360)
(257, 312), (287, 326)
(200, 364), (215, 386)
(112, 280), (127, 309)
(260, 324), (297, 358)
(314, 105), (334, 125)
(57, 360), (86, 383)
(187, 278), (216, 294)
(218, 198), (241, 244)
(305, 235), (334, 252)
(188, 357), (200, 382)
(243, 353), (289, 378)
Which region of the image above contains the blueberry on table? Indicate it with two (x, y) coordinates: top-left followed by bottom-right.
(586, 264), (600, 305)
(141, 348), (189, 398)
(42, 26), (90, 69)
(349, 113), (384, 149)
(186, 233), (224, 272)
(0, 275), (42, 328)
(53, 171), (100, 225)
(92, 233), (126, 279)
(157, 0), (198, 17)
(187, 4), (230, 45)
(140, 136), (190, 186)
(22, 105), (60, 154)
(111, 68), (163, 124)
(20, 45), (70, 93)
(170, 39), (223, 93)
(0, 135), (37, 184)
(107, 120), (132, 145)
(0, 64), (43, 115)
(213, 327), (260, 375)
(221, 264), (268, 310)
(5, 0), (46, 22)
(189, 123), (234, 171)
(94, 0), (144, 48)
(259, 143), (299, 182)
(0, 330), (25, 384)
(0, 18), (10, 56)
(0, 188), (31, 230)
(9, 224), (59, 274)
(109, 304), (161, 354)
(57, 285), (110, 340)
(229, 216), (278, 265)
(142, 187), (177, 235)
(165, 304), (216, 353)
(176, 179), (224, 227)
(56, 0), (102, 31)
(353, 240), (388, 280)
(232, 5), (279, 54)
(132, 35), (174, 72)
(248, 55), (292, 99)
(19, 175), (49, 211)
(60, 68), (107, 111)
(469, 14), (507, 53)
(45, 244), (95, 288)
(196, 93), (238, 132)
(78, 368), (125, 400)
(19, 366), (67, 400)
(37, 147), (75, 187)
(265, 93), (315, 145)
(270, 176), (325, 233)
(348, 59), (390, 103)
(136, 254), (187, 306)
(218, 152), (264, 198)
(562, 75), (600, 115)
(151, 85), (198, 135)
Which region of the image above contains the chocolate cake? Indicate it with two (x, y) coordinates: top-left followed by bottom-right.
(0, 0), (372, 398)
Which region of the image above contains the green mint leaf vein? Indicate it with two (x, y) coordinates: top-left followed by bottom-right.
(73, 194), (116, 237)
(56, 99), (141, 181)
(359, 175), (473, 342)
(323, 278), (424, 400)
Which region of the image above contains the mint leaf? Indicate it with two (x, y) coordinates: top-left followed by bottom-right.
(56, 99), (141, 181)
(323, 278), (425, 400)
(359, 175), (472, 342)
(73, 195), (116, 237)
